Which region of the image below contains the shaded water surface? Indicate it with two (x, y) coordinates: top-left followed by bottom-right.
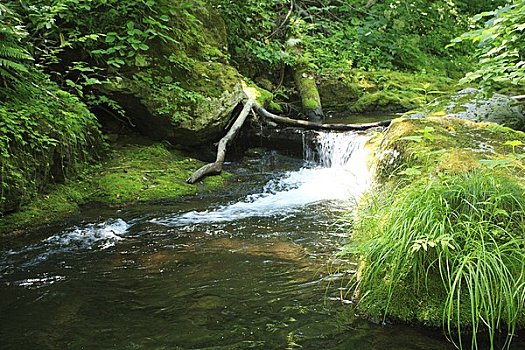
(1, 131), (523, 349)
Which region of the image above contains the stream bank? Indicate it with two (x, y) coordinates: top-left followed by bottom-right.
(0, 140), (231, 235)
(343, 116), (525, 348)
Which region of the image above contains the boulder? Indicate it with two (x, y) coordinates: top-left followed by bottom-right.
(346, 116), (525, 340)
(99, 2), (247, 146)
(411, 88), (525, 131)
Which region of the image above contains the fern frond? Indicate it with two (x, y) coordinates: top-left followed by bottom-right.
(0, 58), (30, 73)
(0, 44), (33, 62)
(0, 67), (18, 82)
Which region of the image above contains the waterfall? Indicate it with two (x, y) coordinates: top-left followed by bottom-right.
(155, 131), (372, 225)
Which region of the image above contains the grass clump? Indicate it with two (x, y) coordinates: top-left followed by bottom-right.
(345, 171), (525, 349)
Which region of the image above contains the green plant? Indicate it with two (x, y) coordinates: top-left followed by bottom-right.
(345, 171), (525, 349)
(0, 4), (33, 85)
(451, 2), (525, 90)
(0, 74), (103, 215)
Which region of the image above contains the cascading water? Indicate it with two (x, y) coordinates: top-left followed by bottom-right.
(155, 130), (372, 225)
(0, 131), (371, 266)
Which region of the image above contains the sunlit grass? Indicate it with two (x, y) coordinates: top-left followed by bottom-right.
(345, 171), (525, 349)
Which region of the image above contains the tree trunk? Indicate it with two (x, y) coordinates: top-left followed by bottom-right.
(293, 63), (324, 122)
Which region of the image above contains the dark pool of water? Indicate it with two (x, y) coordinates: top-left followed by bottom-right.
(1, 142), (524, 350)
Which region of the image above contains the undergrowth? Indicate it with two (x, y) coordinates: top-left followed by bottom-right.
(0, 75), (103, 215)
(344, 171), (525, 349)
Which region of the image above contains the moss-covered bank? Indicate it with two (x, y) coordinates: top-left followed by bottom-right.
(319, 70), (455, 114)
(0, 142), (231, 235)
(343, 117), (525, 348)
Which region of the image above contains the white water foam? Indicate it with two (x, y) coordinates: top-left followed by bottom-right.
(155, 131), (372, 225)
(1, 218), (130, 268)
(44, 218), (129, 250)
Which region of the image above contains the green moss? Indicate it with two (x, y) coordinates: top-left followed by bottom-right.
(293, 67), (322, 112)
(372, 117), (525, 184)
(303, 98), (319, 111)
(319, 69), (456, 113)
(318, 79), (362, 111)
(251, 85), (281, 111)
(0, 143), (230, 234)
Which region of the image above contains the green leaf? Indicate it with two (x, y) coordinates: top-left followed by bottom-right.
(135, 55), (147, 67)
(398, 167), (422, 176)
(504, 140), (523, 148)
(84, 77), (102, 85)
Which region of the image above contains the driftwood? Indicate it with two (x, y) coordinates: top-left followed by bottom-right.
(187, 96), (390, 184)
(187, 95), (255, 184)
(253, 104), (391, 130)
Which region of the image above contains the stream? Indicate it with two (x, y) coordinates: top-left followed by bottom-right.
(0, 128), (519, 349)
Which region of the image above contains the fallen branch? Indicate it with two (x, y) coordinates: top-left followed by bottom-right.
(253, 104), (391, 130)
(511, 95), (525, 101)
(187, 94), (256, 184)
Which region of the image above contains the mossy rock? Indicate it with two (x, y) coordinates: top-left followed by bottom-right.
(318, 79), (362, 113)
(318, 69), (455, 114)
(371, 116), (525, 184)
(348, 116), (525, 335)
(98, 1), (250, 146)
(409, 88), (525, 131)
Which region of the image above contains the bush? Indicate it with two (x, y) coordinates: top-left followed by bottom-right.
(0, 76), (102, 214)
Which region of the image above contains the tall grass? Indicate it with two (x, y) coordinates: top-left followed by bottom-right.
(348, 171), (525, 349)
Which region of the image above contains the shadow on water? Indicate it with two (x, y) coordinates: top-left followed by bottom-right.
(1, 130), (525, 349)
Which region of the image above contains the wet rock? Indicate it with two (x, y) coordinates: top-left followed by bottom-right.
(451, 89), (525, 130)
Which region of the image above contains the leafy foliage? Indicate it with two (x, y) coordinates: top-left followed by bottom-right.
(452, 2), (525, 90)
(0, 4), (33, 85)
(0, 72), (102, 215)
(5, 0), (204, 100)
(212, 0), (502, 78)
